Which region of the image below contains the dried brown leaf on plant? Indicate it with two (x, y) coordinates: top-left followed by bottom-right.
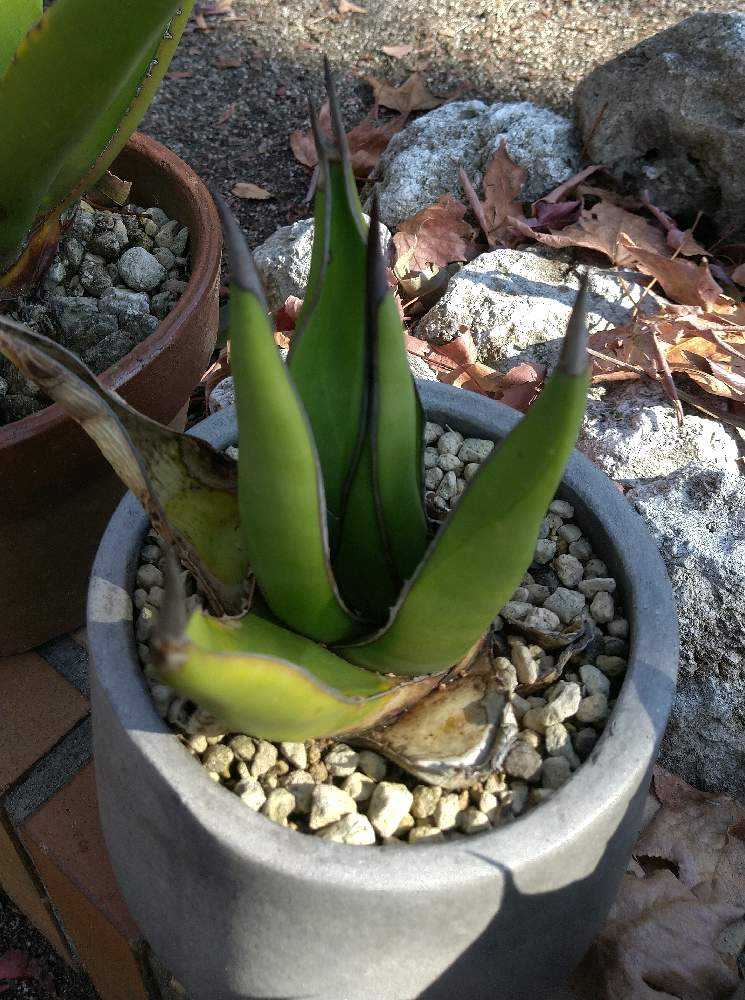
(231, 182), (273, 200)
(460, 141), (528, 248)
(393, 195), (480, 272)
(365, 73), (445, 115)
(290, 102), (407, 178)
(573, 768), (744, 1000)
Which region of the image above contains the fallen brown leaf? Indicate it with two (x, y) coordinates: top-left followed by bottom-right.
(216, 52), (243, 69)
(231, 182), (273, 200)
(275, 295), (304, 332)
(381, 44), (414, 59)
(393, 195), (479, 272)
(337, 0), (365, 12)
(365, 72), (444, 115)
(166, 69), (193, 79)
(641, 195), (708, 257)
(537, 164), (603, 206)
(619, 238), (729, 309)
(290, 102), (406, 179)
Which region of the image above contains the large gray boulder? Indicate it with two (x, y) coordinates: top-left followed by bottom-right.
(628, 464), (745, 800)
(373, 101), (580, 230)
(253, 215), (392, 314)
(415, 248), (664, 372)
(579, 381), (743, 484)
(575, 12), (745, 232)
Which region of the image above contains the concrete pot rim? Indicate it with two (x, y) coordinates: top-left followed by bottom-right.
(88, 381), (679, 890)
(0, 130), (221, 449)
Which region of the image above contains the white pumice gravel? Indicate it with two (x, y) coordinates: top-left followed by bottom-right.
(135, 423), (630, 845)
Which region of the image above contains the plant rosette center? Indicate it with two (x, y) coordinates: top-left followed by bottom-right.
(0, 198), (190, 426)
(135, 422), (629, 848)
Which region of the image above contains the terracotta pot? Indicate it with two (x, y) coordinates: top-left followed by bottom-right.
(0, 132), (221, 656)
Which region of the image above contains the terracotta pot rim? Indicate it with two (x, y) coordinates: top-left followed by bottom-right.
(0, 131), (220, 448)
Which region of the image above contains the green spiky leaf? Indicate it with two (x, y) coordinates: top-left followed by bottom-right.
(0, 318), (247, 614)
(0, 0), (193, 273)
(216, 197), (362, 644)
(338, 278), (591, 676)
(0, 0), (41, 76)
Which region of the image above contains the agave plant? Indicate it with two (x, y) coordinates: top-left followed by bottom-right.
(0, 0), (195, 298)
(0, 68), (590, 787)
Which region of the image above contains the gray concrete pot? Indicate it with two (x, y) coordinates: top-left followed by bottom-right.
(87, 381), (679, 1000)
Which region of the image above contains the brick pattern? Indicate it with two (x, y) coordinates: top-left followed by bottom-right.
(0, 634), (167, 999)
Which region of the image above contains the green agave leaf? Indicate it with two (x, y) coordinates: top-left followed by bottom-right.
(287, 64), (369, 532)
(153, 577), (441, 741)
(0, 317), (247, 615)
(0, 0), (188, 272)
(42, 2), (195, 217)
(215, 196), (362, 644)
(0, 0), (41, 77)
(338, 276), (591, 676)
(333, 197), (427, 621)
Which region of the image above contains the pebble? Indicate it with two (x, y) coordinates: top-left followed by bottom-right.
(580, 664), (611, 697)
(578, 577), (617, 596)
(504, 743), (543, 782)
(575, 693), (610, 725)
(279, 741), (307, 769)
(250, 740), (278, 778)
(554, 554), (584, 587)
(607, 618), (629, 638)
(411, 784), (443, 819)
(367, 783), (414, 838)
(534, 538), (557, 564)
(117, 246), (167, 292)
(409, 826), (445, 844)
(523, 607), (561, 632)
(437, 430), (463, 455)
(324, 743), (359, 777)
(547, 681), (582, 721)
(318, 813), (376, 845)
(458, 438), (494, 463)
(357, 751), (387, 782)
(284, 771), (315, 813)
(541, 756), (572, 789)
(590, 591), (615, 624)
(543, 586), (585, 624)
(433, 793), (463, 831)
(234, 779), (266, 811)
(510, 642), (539, 685)
(458, 807), (490, 835)
(136, 563), (163, 589)
(549, 500), (574, 518)
(309, 785), (357, 830)
(342, 772), (376, 803)
(596, 654), (626, 676)
(261, 788), (295, 826)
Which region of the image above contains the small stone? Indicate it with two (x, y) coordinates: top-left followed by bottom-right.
(309, 784), (357, 830)
(234, 778), (266, 811)
(261, 787), (295, 826)
(576, 693), (610, 725)
(569, 538), (593, 561)
(437, 430), (463, 455)
(517, 729), (542, 748)
(367, 782), (414, 838)
(147, 585), (164, 608)
(533, 538), (557, 564)
(424, 421), (443, 444)
(544, 723), (580, 768)
(411, 784), (443, 819)
(342, 772), (376, 803)
(153, 247), (176, 271)
(186, 734), (208, 754)
(117, 246), (166, 292)
(547, 681), (582, 721)
(433, 792), (463, 831)
(279, 741), (307, 770)
(133, 588), (148, 610)
(510, 643), (539, 685)
(250, 740), (278, 777)
(493, 656), (518, 694)
(151, 290), (177, 320)
(318, 813), (376, 845)
(438, 452), (463, 473)
(284, 770), (316, 813)
(202, 744), (234, 775)
(521, 705), (553, 733)
(530, 788), (554, 805)
(584, 558), (609, 578)
(558, 523), (582, 543)
(423, 446), (439, 468)
(323, 743), (360, 777)
(590, 591), (615, 623)
(99, 286), (150, 319)
(543, 586), (585, 624)
(135, 605), (156, 642)
(523, 607), (561, 632)
(394, 813), (415, 838)
(464, 462), (480, 482)
(549, 499), (574, 518)
(155, 219), (189, 255)
(596, 654), (627, 677)
(458, 438), (494, 463)
(554, 554), (584, 587)
(142, 206), (170, 228)
(525, 584), (550, 605)
(574, 727), (599, 759)
(509, 781), (530, 816)
(578, 577), (617, 597)
(501, 600), (532, 620)
(357, 750), (387, 781)
(504, 743), (543, 782)
(71, 203), (95, 241)
(435, 470), (458, 501)
(409, 826), (445, 844)
(607, 618), (629, 638)
(424, 467), (444, 489)
(478, 791), (500, 821)
(483, 773), (506, 795)
(580, 664), (611, 696)
(458, 807), (490, 835)
(511, 694), (530, 720)
(541, 756), (572, 789)
(308, 762), (329, 783)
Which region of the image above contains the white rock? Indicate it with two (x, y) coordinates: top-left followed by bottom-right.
(323, 744), (359, 778)
(341, 772), (376, 803)
(367, 782), (414, 839)
(308, 784), (357, 830)
(543, 586), (585, 624)
(504, 743), (543, 781)
(261, 787), (295, 825)
(408, 354), (437, 381)
(317, 813), (376, 845)
(411, 784), (443, 819)
(284, 770), (315, 813)
(409, 826), (445, 844)
(578, 381), (742, 484)
(416, 249), (665, 372)
(458, 438), (493, 463)
(433, 792), (463, 831)
(253, 215), (392, 313)
(117, 246), (166, 292)
(590, 591), (615, 624)
(278, 742), (308, 770)
(547, 681), (583, 721)
(554, 554), (584, 588)
(357, 750), (387, 781)
(373, 100), (580, 228)
(234, 778), (266, 812)
(580, 664), (611, 697)
(458, 807), (490, 835)
(628, 463), (745, 797)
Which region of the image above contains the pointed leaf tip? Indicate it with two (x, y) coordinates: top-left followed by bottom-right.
(212, 191), (267, 305)
(559, 269), (590, 377)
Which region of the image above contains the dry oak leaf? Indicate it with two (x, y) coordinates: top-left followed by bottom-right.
(460, 140), (528, 248)
(337, 0), (365, 12)
(619, 238), (730, 310)
(642, 196), (708, 257)
(231, 182), (273, 200)
(393, 195), (479, 272)
(290, 102), (406, 178)
(510, 199), (668, 265)
(380, 44), (414, 59)
(365, 72), (445, 115)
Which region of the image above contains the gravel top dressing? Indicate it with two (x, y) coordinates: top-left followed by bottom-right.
(0, 200), (190, 426)
(135, 421), (628, 847)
